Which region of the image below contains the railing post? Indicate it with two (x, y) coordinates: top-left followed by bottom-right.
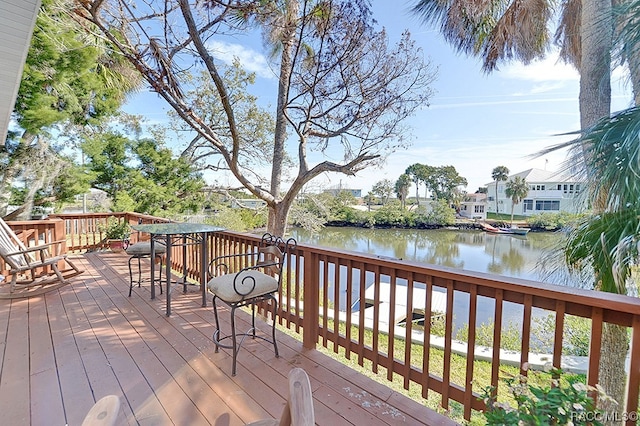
(51, 219), (68, 270)
(302, 249), (319, 349)
(52, 219), (65, 245)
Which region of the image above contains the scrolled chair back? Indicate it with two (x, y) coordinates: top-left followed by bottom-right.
(255, 233), (297, 275)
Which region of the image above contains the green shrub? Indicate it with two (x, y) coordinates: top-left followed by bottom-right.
(332, 206), (365, 224)
(416, 199), (456, 226)
(238, 208), (267, 229)
(205, 208), (251, 231)
(527, 212), (584, 231)
(430, 315), (446, 337)
(481, 367), (610, 425)
(373, 203), (409, 226)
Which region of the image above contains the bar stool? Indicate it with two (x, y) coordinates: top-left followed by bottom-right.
(126, 241), (166, 297)
(206, 233), (297, 376)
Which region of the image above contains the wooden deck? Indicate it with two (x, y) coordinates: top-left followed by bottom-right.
(0, 252), (457, 426)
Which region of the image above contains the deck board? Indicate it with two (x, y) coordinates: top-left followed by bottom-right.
(29, 295), (66, 425)
(0, 251), (458, 425)
(1, 298), (30, 425)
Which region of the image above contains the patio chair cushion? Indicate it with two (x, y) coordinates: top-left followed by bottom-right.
(125, 241), (166, 256)
(207, 270), (278, 303)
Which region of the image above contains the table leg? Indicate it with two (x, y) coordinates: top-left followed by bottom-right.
(201, 232), (207, 307)
(165, 234), (172, 317)
(150, 237), (156, 299)
(182, 235), (188, 293)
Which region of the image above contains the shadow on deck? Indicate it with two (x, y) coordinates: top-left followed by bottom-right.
(0, 252), (457, 425)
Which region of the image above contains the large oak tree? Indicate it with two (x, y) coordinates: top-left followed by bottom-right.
(73, 0), (437, 236)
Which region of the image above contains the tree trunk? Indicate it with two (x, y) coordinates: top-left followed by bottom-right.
(580, 1), (622, 422)
(598, 323), (628, 424)
(495, 182), (499, 214)
(266, 1), (299, 235)
(267, 201), (290, 237)
(579, 1), (612, 130)
(270, 0), (298, 202)
(0, 132), (36, 217)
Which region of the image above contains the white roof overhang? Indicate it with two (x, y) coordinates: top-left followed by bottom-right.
(0, 0), (42, 145)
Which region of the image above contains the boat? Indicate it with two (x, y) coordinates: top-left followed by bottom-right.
(499, 226), (529, 235)
(480, 223), (529, 235)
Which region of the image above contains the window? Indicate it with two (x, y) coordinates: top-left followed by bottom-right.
(474, 205), (484, 213)
(488, 196), (494, 201)
(534, 184), (546, 191)
(535, 200), (560, 211)
(563, 184), (568, 191)
(557, 184), (562, 190)
(523, 199), (533, 211)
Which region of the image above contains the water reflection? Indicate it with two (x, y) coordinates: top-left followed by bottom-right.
(292, 227), (576, 332)
(292, 227), (565, 284)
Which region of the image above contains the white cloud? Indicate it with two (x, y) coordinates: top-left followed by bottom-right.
(208, 40), (274, 79)
(430, 96), (577, 109)
(502, 54), (579, 83)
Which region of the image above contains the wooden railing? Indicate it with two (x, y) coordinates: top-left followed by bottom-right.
(9, 213), (640, 423)
(210, 232), (640, 424)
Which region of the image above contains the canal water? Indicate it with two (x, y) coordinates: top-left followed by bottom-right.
(291, 227), (585, 330)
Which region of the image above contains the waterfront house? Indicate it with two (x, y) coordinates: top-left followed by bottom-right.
(459, 192), (487, 220)
(485, 168), (587, 216)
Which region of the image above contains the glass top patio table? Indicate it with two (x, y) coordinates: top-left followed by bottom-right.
(132, 223), (224, 316)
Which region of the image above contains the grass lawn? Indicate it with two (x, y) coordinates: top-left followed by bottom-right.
(278, 318), (585, 425)
(486, 212), (528, 222)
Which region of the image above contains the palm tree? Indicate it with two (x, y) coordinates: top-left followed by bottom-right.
(410, 1), (628, 412)
(504, 176), (528, 226)
(539, 106), (640, 417)
(395, 173), (411, 209)
(406, 163), (427, 206)
(491, 166), (509, 215)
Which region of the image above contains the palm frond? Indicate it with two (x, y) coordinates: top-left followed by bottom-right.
(482, 0), (551, 71)
(564, 210), (640, 294)
(576, 106), (640, 211)
(554, 0), (581, 68)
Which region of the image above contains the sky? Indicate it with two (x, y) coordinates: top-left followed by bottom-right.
(123, 1), (635, 195)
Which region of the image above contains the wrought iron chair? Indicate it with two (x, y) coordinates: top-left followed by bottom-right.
(207, 233), (296, 376)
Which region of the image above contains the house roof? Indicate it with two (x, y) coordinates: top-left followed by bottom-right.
(486, 168), (578, 185)
(0, 0), (41, 145)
